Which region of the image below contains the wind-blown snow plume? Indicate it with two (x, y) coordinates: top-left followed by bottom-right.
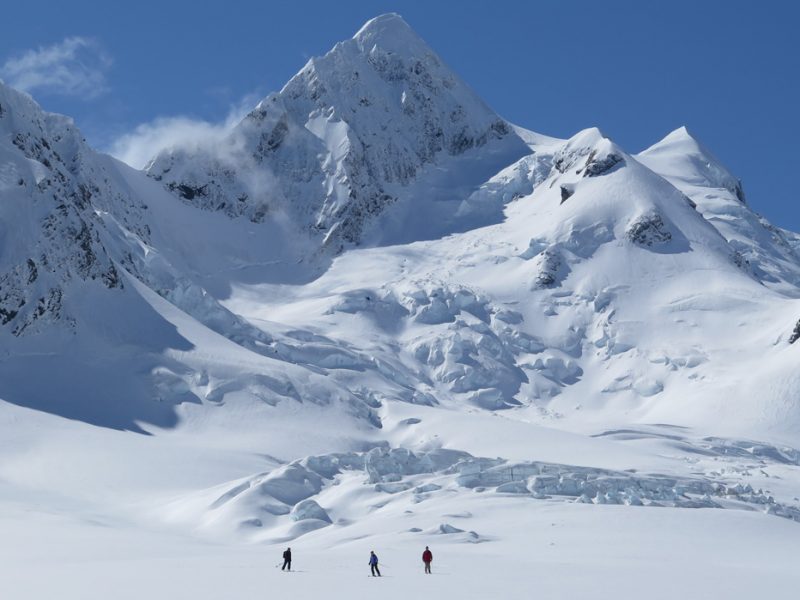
(108, 94), (260, 169)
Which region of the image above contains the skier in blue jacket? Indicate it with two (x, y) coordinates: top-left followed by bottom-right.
(369, 550), (381, 577)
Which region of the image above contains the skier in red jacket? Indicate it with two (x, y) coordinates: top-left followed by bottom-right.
(422, 546), (433, 574)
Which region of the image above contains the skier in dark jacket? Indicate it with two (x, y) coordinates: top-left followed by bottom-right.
(369, 550), (381, 577)
(422, 546), (433, 574)
(282, 547), (292, 571)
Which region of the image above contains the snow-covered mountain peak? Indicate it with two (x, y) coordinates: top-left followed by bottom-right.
(638, 125), (744, 202)
(638, 127), (800, 293)
(564, 126), (607, 146)
(147, 14), (527, 250)
(644, 125), (723, 160)
(544, 127), (633, 202)
(0, 82), (84, 168)
(352, 13), (430, 58)
(1, 82), (59, 132)
(653, 124), (696, 145)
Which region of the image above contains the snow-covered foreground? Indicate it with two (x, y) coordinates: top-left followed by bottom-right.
(4, 497), (799, 600)
(2, 398), (800, 600)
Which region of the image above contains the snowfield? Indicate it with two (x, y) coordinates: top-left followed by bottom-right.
(3, 400), (800, 600)
(1, 13), (800, 600)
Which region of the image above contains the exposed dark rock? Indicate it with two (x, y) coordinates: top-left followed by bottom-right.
(12, 132), (25, 151)
(553, 156), (570, 174)
(12, 288), (63, 336)
(256, 116), (289, 155)
(626, 214), (672, 246)
(789, 320), (800, 344)
(560, 185), (574, 204)
(0, 307), (18, 325)
(75, 184), (94, 210)
(490, 119), (510, 136)
(583, 151), (624, 177)
(101, 264), (121, 289)
(535, 249), (562, 287)
(246, 105), (268, 123)
(449, 130), (476, 155)
(727, 179), (747, 204)
(169, 183), (208, 200)
(731, 250), (750, 271)
(26, 259), (38, 284)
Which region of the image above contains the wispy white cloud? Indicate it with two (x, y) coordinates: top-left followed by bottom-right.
(0, 37), (111, 99)
(108, 94), (259, 169)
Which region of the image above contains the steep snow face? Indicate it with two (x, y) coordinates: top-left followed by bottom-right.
(0, 84), (389, 432)
(638, 126), (746, 201)
(0, 83), (254, 342)
(146, 13), (529, 250)
(0, 83), (141, 335)
(638, 127), (800, 295)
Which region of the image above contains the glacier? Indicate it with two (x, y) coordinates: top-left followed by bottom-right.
(1, 12), (800, 600)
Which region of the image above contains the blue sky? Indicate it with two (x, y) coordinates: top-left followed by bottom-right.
(2, 0), (799, 229)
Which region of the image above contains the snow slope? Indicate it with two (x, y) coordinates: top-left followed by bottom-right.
(638, 126), (800, 295)
(2, 13), (800, 600)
